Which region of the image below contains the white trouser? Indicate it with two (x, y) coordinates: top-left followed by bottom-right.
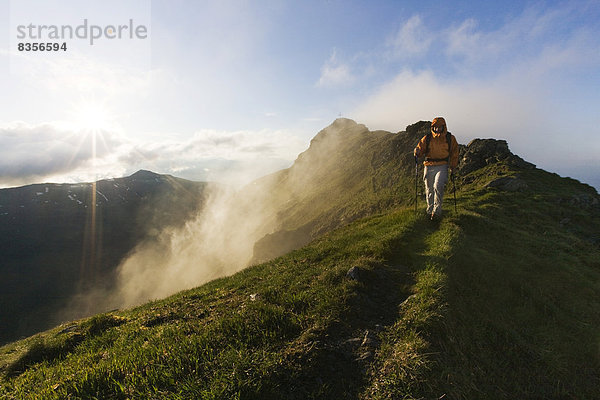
(423, 164), (448, 216)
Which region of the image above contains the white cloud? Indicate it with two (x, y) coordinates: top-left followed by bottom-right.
(387, 15), (433, 57)
(133, 128), (304, 161)
(353, 69), (539, 143)
(442, 5), (592, 73)
(351, 4), (600, 189)
(445, 18), (482, 60)
(0, 121), (128, 186)
(317, 50), (355, 87)
(123, 128), (307, 185)
(0, 121), (307, 188)
(352, 67), (600, 189)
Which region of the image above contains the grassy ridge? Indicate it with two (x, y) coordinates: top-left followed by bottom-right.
(424, 170), (600, 398)
(1, 162), (599, 399)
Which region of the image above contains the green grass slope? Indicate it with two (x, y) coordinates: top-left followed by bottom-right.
(1, 154), (599, 399)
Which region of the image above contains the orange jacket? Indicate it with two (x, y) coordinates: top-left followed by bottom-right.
(415, 117), (459, 169)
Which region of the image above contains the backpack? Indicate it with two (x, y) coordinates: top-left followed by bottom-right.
(425, 131), (452, 162)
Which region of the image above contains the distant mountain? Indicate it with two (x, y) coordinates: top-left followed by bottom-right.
(0, 170), (208, 345)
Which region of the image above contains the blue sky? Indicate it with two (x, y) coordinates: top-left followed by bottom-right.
(0, 0), (599, 189)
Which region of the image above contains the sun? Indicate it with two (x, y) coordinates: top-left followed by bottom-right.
(71, 102), (116, 132)
(63, 99), (122, 175)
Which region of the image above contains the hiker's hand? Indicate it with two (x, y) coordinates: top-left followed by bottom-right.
(413, 148), (419, 157)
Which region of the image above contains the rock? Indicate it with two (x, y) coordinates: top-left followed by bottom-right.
(405, 121), (431, 138)
(459, 138), (535, 176)
(346, 266), (362, 281)
(485, 176), (528, 192)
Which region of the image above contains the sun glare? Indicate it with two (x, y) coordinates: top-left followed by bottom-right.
(72, 103), (115, 132)
(65, 100), (119, 283)
(63, 100), (120, 177)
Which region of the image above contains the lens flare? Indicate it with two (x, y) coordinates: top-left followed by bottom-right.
(65, 100), (117, 288)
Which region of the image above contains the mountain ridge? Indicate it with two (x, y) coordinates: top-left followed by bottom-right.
(1, 119), (599, 398)
(249, 117), (598, 263)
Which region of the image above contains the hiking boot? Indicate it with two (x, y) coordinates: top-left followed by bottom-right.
(430, 213), (442, 221)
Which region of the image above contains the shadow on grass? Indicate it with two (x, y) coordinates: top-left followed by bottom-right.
(4, 313), (126, 377)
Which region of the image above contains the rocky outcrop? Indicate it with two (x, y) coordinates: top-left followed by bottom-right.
(459, 139), (535, 176)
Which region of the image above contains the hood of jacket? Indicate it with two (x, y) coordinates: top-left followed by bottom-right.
(431, 117), (447, 138)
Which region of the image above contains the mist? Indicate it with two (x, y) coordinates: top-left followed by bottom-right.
(119, 182), (277, 306)
(58, 178), (278, 321)
(57, 119), (362, 321)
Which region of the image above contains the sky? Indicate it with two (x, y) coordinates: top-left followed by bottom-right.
(0, 0), (599, 190)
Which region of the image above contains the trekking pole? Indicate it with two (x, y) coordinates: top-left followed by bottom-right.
(451, 172), (457, 213)
(414, 155), (418, 217)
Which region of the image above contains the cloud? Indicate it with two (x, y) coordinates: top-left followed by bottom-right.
(317, 49), (355, 87)
(125, 128), (307, 185)
(353, 69), (539, 143)
(444, 18), (482, 61)
(357, 5), (600, 122)
(0, 121), (127, 186)
(353, 67), (600, 189)
(352, 4), (600, 189)
(387, 15), (433, 57)
(0, 121), (307, 188)
(442, 5), (600, 76)
(186, 129), (303, 159)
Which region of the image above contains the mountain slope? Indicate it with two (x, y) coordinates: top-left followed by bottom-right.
(1, 120), (599, 399)
(0, 171), (209, 345)
(246, 118), (428, 263)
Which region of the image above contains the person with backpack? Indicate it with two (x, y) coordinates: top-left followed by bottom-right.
(413, 117), (459, 220)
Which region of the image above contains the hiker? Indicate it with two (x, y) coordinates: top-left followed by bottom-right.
(413, 117), (459, 220)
